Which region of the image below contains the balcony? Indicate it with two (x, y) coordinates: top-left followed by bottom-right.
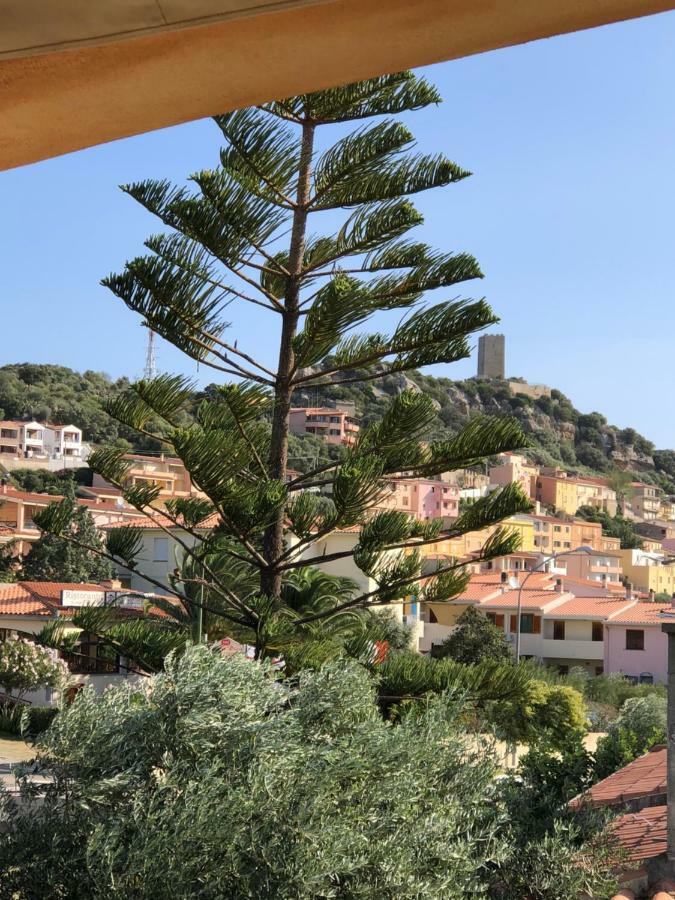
(540, 638), (604, 661)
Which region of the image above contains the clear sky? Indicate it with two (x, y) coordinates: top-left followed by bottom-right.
(2, 11), (675, 444)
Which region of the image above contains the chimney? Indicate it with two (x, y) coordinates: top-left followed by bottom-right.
(100, 578), (122, 590)
(554, 578), (563, 594)
(500, 571), (508, 584)
(650, 588), (656, 603)
(0, 479), (6, 494)
(625, 581), (633, 599)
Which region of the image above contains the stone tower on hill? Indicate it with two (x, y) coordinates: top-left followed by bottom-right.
(477, 334), (505, 380)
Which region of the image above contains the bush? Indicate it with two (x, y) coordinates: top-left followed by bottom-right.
(594, 694), (667, 780)
(431, 606), (511, 665)
(20, 706), (58, 741)
(0, 647), (618, 900)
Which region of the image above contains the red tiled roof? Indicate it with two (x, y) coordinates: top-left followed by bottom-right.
(479, 589), (572, 611)
(611, 804), (666, 865)
(573, 747), (666, 809)
(456, 582), (502, 602)
(469, 571), (555, 589)
(0, 582), (107, 617)
(105, 512), (220, 530)
(608, 602), (673, 626)
(0, 488), (63, 504)
(81, 485), (124, 496)
(0, 584), (49, 616)
(549, 597), (636, 620)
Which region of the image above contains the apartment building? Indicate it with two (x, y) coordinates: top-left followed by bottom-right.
(91, 453), (199, 505)
(517, 513), (620, 555)
(376, 478), (459, 519)
(0, 419), (86, 461)
(630, 482), (661, 521)
(618, 547), (675, 596)
(533, 470), (617, 517)
(562, 549), (623, 585)
(289, 406), (359, 446)
(659, 498), (675, 521)
(0, 484), (135, 554)
(489, 453), (537, 499)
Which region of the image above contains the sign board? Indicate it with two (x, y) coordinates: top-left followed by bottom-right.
(60, 590), (105, 607)
(104, 591), (145, 609)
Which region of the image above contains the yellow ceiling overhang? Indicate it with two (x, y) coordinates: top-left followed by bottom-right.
(0, 0), (673, 170)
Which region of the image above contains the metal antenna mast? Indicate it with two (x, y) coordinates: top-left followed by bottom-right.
(144, 329), (157, 380)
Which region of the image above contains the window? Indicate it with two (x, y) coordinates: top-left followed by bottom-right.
(558, 665), (569, 676)
(553, 541), (561, 548)
(639, 673), (654, 685)
(553, 620), (565, 641)
(520, 614), (535, 634)
(153, 537), (169, 562)
(592, 621), (603, 642)
(625, 629), (645, 651)
(595, 666), (604, 676)
(554, 525), (561, 533)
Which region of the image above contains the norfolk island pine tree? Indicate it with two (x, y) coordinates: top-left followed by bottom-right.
(34, 71), (532, 660)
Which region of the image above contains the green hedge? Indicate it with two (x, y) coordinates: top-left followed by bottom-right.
(20, 706), (58, 741)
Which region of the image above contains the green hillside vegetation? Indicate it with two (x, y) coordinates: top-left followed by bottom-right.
(293, 365), (675, 492)
(1, 362), (673, 492)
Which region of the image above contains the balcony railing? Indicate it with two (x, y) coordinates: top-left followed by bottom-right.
(63, 652), (120, 675)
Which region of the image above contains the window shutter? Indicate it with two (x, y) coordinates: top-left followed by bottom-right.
(532, 616), (541, 634)
(510, 614), (517, 632)
(496, 614), (504, 628)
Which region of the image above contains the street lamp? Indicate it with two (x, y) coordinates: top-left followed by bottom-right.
(514, 545), (594, 663)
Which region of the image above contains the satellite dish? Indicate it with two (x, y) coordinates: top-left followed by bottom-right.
(508, 576), (519, 590)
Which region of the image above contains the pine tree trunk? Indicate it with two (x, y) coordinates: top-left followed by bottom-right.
(261, 117), (315, 603)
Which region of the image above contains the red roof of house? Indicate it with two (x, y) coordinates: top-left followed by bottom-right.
(479, 589), (572, 611)
(0, 581), (105, 617)
(0, 488), (64, 504)
(0, 581), (175, 619)
(105, 512), (220, 530)
(549, 597), (636, 620)
(573, 747), (666, 810)
(611, 804), (666, 866)
(608, 602), (673, 626)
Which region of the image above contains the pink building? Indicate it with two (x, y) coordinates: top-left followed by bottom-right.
(489, 453), (537, 499)
(377, 478), (459, 520)
(289, 407), (359, 445)
(604, 602), (671, 684)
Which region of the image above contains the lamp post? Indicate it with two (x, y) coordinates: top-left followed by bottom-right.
(514, 544), (594, 663)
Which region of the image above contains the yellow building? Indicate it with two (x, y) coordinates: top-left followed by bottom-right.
(534, 472), (617, 517)
(420, 517), (535, 563)
(618, 548), (675, 595)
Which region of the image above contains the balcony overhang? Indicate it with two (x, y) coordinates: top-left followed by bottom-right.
(1, 0), (674, 172)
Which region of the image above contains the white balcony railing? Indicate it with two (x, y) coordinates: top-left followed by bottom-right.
(540, 638), (604, 661)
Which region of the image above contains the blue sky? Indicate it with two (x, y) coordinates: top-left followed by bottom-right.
(2, 11), (675, 444)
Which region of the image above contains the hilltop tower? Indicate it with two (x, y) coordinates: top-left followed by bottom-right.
(477, 334), (505, 380)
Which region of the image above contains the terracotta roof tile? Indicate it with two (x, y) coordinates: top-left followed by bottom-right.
(608, 603), (673, 626)
(104, 513), (220, 530)
(479, 589), (573, 611)
(548, 597), (636, 620)
(611, 804), (666, 864)
(573, 747), (666, 809)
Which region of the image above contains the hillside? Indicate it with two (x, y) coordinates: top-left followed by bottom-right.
(292, 367), (675, 494)
(2, 362), (675, 493)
